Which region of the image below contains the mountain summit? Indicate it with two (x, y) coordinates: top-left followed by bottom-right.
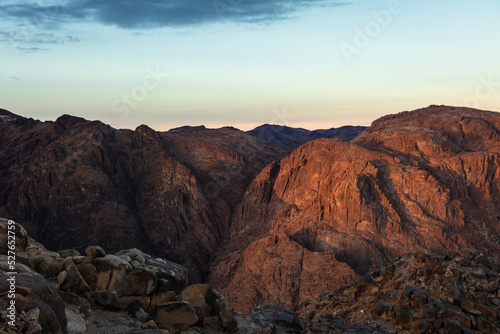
(210, 105), (500, 312)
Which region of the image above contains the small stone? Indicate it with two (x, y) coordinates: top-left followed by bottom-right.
(372, 301), (392, 318)
(90, 290), (120, 310)
(58, 249), (81, 258)
(204, 316), (223, 332)
(127, 299), (151, 323)
(25, 307), (40, 322)
(395, 309), (413, 330)
(475, 304), (497, 320)
(477, 317), (495, 332)
(66, 309), (87, 333)
(57, 271), (67, 285)
(136, 320), (159, 330)
(443, 318), (462, 334)
(25, 324), (42, 334)
(466, 308), (482, 316)
(2, 293), (30, 311)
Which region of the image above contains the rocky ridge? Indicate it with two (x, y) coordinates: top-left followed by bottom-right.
(0, 112), (283, 284)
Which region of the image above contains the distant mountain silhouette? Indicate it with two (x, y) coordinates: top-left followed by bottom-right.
(247, 124), (367, 151)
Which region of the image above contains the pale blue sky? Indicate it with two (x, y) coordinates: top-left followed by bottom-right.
(1, 0), (499, 130)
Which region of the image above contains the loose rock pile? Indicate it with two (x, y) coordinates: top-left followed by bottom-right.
(296, 250), (500, 333)
(2, 219), (387, 333)
(6, 218), (499, 333)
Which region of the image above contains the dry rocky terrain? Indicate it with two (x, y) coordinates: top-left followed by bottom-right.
(2, 105), (500, 322)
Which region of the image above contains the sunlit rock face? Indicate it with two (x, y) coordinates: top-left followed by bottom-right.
(210, 106), (500, 313)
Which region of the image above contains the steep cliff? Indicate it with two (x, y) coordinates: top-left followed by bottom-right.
(210, 106), (500, 313)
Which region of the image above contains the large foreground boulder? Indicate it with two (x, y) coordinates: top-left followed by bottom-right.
(0, 258), (68, 333)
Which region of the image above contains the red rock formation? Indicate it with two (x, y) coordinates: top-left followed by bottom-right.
(210, 106), (500, 313)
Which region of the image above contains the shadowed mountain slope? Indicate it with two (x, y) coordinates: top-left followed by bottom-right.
(0, 111), (283, 283)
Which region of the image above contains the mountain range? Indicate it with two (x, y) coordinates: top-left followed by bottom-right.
(1, 105), (499, 315)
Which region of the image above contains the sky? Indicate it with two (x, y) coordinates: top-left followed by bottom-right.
(1, 0), (500, 131)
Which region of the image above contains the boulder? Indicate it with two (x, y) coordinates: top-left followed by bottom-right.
(251, 304), (308, 331)
(178, 284), (237, 332)
(85, 246), (106, 259)
(58, 291), (92, 316)
(0, 259), (68, 333)
(122, 268), (157, 296)
(89, 290), (120, 310)
(203, 316), (223, 332)
(27, 298), (66, 334)
(6, 293), (30, 311)
(91, 255), (132, 293)
(75, 262), (97, 290)
(119, 295), (152, 313)
(65, 308), (86, 333)
(214, 291), (237, 333)
(234, 313), (275, 334)
(116, 249), (147, 265)
(155, 301), (203, 330)
(0, 218), (28, 252)
(24, 250), (64, 278)
(179, 284), (216, 316)
(148, 291), (176, 314)
(127, 299), (152, 323)
(60, 259), (91, 294)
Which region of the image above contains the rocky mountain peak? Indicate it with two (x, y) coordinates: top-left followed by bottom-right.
(210, 106), (500, 313)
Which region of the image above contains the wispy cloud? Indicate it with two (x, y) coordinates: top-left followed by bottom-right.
(8, 75), (30, 83)
(15, 46), (49, 53)
(0, 0), (352, 30)
(0, 29), (80, 53)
